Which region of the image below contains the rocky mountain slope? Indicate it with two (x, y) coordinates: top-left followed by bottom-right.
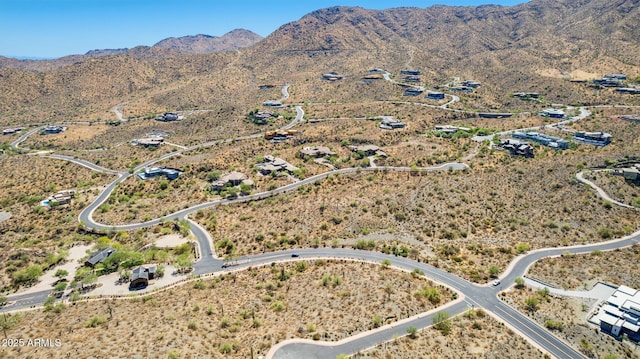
(153, 29), (262, 54)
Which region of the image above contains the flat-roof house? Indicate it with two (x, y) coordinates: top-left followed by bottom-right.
(450, 86), (473, 93)
(379, 116), (405, 130)
(2, 128), (23, 135)
(299, 146), (336, 158)
(404, 88), (424, 96)
(512, 131), (569, 150)
(156, 112), (180, 122)
(137, 167), (182, 180)
(435, 125), (471, 134)
(322, 72), (344, 81)
(540, 108), (565, 119)
(426, 92), (445, 100)
(129, 266), (156, 289)
(460, 80), (481, 88)
(616, 88), (640, 95)
(263, 100), (283, 108)
(132, 136), (164, 147)
(615, 167), (640, 184)
(400, 69), (421, 76)
(250, 110), (275, 125)
(85, 247), (115, 267)
(42, 125), (67, 134)
(348, 145), (388, 157)
(595, 79), (623, 88)
(404, 75), (421, 83)
(513, 92), (540, 99)
(620, 115), (640, 123)
(573, 131), (612, 146)
(604, 74), (627, 81)
(594, 285), (640, 342)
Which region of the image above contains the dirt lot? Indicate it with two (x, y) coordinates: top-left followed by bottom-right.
(357, 308), (544, 359)
(1, 260), (453, 359)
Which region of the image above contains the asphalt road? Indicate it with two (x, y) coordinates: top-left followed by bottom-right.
(1, 290), (51, 313)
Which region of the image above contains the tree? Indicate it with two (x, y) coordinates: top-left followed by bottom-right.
(489, 265), (500, 278)
(515, 243), (530, 254)
(525, 297), (539, 312)
(372, 315), (383, 328)
(82, 273), (98, 288)
(514, 277), (525, 289)
(433, 311), (452, 335)
(54, 269), (69, 279)
(407, 325), (418, 339)
(381, 259), (391, 269)
(0, 313), (22, 339)
(54, 281), (67, 292)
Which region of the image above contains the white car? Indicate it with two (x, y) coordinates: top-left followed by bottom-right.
(492, 280), (501, 286)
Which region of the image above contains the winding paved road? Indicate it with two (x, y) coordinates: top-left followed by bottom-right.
(4, 81), (640, 359)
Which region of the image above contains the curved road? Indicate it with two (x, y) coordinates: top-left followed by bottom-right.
(4, 82), (640, 359)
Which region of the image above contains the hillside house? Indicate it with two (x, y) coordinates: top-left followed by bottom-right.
(594, 285), (640, 342)
(513, 92), (540, 99)
(511, 131), (569, 150)
(256, 155), (299, 175)
(403, 88), (424, 96)
(2, 128), (23, 135)
(426, 92), (445, 100)
(41, 190), (75, 207)
(400, 69), (421, 76)
(573, 131), (611, 146)
(540, 108), (565, 119)
(249, 110), (275, 125)
(131, 136), (164, 147)
(263, 100), (283, 108)
(379, 116), (405, 130)
(299, 146), (336, 158)
(612, 165), (640, 184)
(259, 84), (275, 89)
(461, 80), (481, 88)
(85, 247), (115, 267)
(594, 79), (623, 88)
(404, 75), (421, 83)
(264, 129), (297, 143)
(616, 88), (640, 95)
(348, 144), (387, 158)
(210, 171), (254, 192)
(620, 115), (640, 122)
(129, 266), (156, 289)
(435, 125), (471, 134)
(604, 74), (627, 81)
(137, 167), (182, 180)
(499, 139), (534, 158)
(42, 125), (66, 134)
(450, 86), (473, 92)
(322, 72), (344, 81)
(156, 112), (181, 122)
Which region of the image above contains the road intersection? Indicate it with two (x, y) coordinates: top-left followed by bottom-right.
(4, 79), (640, 358)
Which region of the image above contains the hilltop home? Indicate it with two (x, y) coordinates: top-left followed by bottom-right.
(137, 167), (182, 180)
(612, 165), (640, 184)
(603, 74), (627, 81)
(404, 75), (421, 83)
(594, 285), (640, 342)
(129, 266), (156, 289)
(616, 88), (640, 95)
(513, 92), (540, 99)
(299, 146), (336, 158)
(85, 247), (115, 267)
(450, 86), (473, 93)
(210, 171), (254, 192)
(540, 108), (565, 119)
(249, 110), (275, 125)
(511, 131), (569, 150)
(41, 190), (75, 207)
(2, 127), (23, 135)
(573, 131), (611, 146)
(620, 115), (640, 123)
(348, 144), (387, 157)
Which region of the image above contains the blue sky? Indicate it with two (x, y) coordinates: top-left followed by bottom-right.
(1, 0), (526, 59)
